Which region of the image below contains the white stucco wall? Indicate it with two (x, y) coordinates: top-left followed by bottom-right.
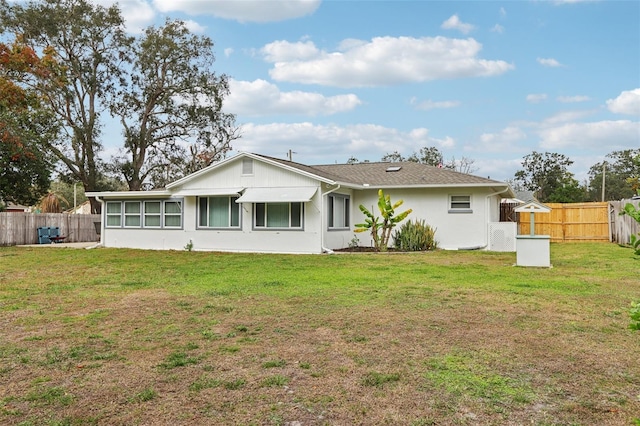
(349, 188), (502, 250)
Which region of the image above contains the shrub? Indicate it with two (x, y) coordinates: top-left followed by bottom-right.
(393, 219), (437, 251)
(629, 301), (640, 331)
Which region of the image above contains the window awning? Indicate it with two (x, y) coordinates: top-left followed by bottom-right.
(177, 188), (244, 197)
(235, 187), (317, 203)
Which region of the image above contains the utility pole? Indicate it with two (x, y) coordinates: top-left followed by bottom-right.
(287, 149), (297, 161)
(601, 162), (606, 202)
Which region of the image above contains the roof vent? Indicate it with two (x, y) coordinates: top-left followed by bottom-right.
(386, 166), (402, 172)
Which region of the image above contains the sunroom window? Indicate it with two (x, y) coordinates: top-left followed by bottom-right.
(106, 202), (122, 227)
(124, 201), (141, 227)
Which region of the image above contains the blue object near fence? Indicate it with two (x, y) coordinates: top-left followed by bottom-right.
(37, 226), (61, 244)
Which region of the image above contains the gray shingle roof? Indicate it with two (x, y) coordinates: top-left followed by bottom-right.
(258, 154), (506, 187)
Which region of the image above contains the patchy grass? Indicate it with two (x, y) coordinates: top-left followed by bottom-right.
(0, 243), (638, 424)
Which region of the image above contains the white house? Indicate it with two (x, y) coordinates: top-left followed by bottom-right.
(87, 152), (515, 253)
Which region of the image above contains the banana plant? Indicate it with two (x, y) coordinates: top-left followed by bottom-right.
(354, 189), (412, 251)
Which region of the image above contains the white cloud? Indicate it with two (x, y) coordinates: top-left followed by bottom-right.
(261, 40), (320, 62)
(606, 88), (640, 116)
(410, 98), (461, 111)
(183, 19), (206, 34)
(232, 122), (453, 163)
(93, 0), (156, 33)
(537, 57), (563, 67)
(224, 48), (234, 58)
(152, 0), (320, 22)
(541, 110), (594, 125)
(441, 15), (475, 34)
(475, 126), (528, 153)
(557, 95), (590, 103)
(538, 120), (640, 150)
(226, 79), (362, 116)
(526, 94), (548, 103)
(491, 24), (505, 34)
(499, 7), (507, 18)
(264, 36), (514, 88)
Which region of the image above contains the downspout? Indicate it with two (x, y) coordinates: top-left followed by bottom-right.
(86, 196), (104, 249)
(320, 184), (341, 254)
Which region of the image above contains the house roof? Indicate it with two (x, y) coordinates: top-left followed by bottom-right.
(88, 152), (514, 198)
(258, 154), (510, 190)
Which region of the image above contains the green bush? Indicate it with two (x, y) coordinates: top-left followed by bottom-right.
(393, 219), (437, 252)
(629, 301), (640, 331)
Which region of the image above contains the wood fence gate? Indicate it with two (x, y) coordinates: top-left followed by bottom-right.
(515, 200), (639, 243)
(0, 212), (101, 246)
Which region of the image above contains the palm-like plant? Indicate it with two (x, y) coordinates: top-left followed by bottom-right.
(355, 189), (412, 251)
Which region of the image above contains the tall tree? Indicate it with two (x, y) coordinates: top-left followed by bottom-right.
(0, 40), (56, 206)
(445, 156), (477, 174)
(381, 151), (405, 162)
(110, 19), (239, 190)
(0, 0), (130, 212)
(587, 149), (640, 201)
(513, 151), (582, 203)
(407, 146), (443, 166)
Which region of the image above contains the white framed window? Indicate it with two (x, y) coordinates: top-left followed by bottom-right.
(449, 195), (472, 213)
(104, 200), (182, 228)
(106, 202), (122, 227)
(198, 196), (240, 228)
(328, 194), (350, 229)
(124, 201), (141, 227)
(254, 202), (303, 229)
(144, 201), (161, 227)
(164, 201), (182, 228)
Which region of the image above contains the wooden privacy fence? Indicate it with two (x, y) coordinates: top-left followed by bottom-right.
(610, 199), (640, 245)
(0, 212), (101, 246)
(517, 200), (640, 243)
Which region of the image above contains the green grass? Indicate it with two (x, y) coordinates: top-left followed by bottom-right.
(0, 243), (638, 425)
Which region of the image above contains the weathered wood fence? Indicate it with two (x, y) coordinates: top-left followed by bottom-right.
(516, 200), (639, 244)
(0, 213), (101, 246)
(609, 200), (640, 245)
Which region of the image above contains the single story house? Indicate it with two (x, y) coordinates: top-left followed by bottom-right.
(87, 152), (515, 254)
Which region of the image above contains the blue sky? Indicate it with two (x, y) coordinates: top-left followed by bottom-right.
(103, 1), (638, 181)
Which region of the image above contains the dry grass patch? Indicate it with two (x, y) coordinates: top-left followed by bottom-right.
(0, 244), (638, 425)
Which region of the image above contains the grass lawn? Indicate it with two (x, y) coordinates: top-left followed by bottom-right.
(0, 243), (638, 425)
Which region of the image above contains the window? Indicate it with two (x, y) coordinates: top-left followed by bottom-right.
(106, 202), (122, 227)
(198, 196), (240, 228)
(328, 194), (350, 229)
(124, 201), (141, 227)
(144, 201), (161, 227)
(254, 202), (303, 229)
(164, 201), (182, 228)
(105, 200), (182, 228)
(449, 195), (472, 213)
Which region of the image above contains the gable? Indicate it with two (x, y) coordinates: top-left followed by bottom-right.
(167, 153), (326, 195)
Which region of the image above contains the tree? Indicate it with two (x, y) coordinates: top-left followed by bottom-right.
(445, 156), (477, 174)
(354, 189), (412, 251)
(407, 146), (443, 166)
(381, 151), (405, 162)
(513, 151), (583, 203)
(0, 40), (56, 206)
(0, 0), (131, 212)
(587, 149), (640, 201)
(110, 19), (239, 190)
